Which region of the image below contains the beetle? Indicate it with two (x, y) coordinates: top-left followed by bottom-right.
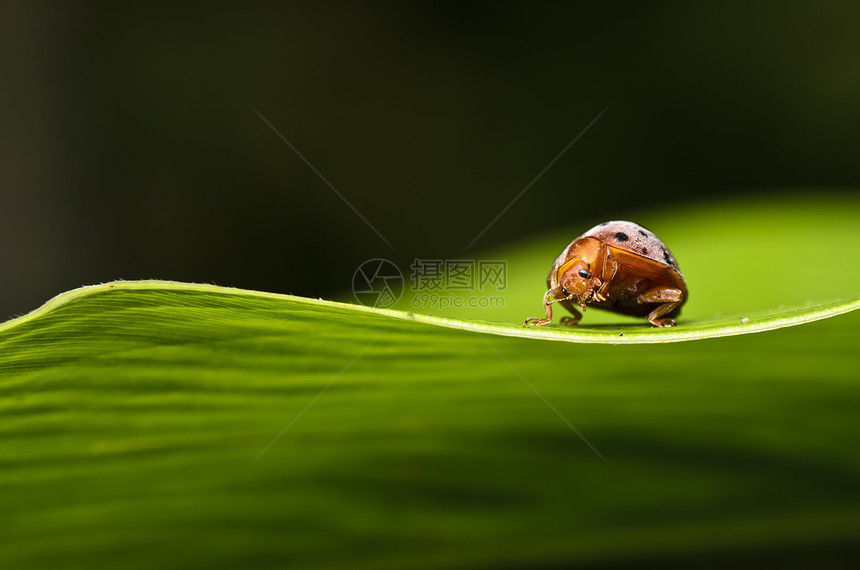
(524, 221), (687, 327)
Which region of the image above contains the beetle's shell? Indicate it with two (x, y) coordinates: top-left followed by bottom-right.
(578, 221), (682, 276)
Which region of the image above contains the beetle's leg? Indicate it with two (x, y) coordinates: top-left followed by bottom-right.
(558, 299), (583, 326)
(594, 248), (617, 302)
(524, 289), (556, 326)
(638, 286), (684, 327)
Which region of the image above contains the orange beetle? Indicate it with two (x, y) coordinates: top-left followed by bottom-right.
(525, 221), (687, 327)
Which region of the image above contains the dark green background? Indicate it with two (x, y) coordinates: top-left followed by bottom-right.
(3, 1), (860, 319)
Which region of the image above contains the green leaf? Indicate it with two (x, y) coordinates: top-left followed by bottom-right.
(3, 281), (859, 346)
(2, 194), (860, 568)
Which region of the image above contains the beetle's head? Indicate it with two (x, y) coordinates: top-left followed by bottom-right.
(556, 258), (597, 310)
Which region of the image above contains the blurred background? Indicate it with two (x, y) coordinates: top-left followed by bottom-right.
(2, 0), (859, 320)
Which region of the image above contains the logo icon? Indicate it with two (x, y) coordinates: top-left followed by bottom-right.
(352, 259), (404, 308)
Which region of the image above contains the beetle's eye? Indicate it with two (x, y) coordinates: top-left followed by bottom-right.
(578, 269), (592, 279)
(561, 287), (570, 297)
